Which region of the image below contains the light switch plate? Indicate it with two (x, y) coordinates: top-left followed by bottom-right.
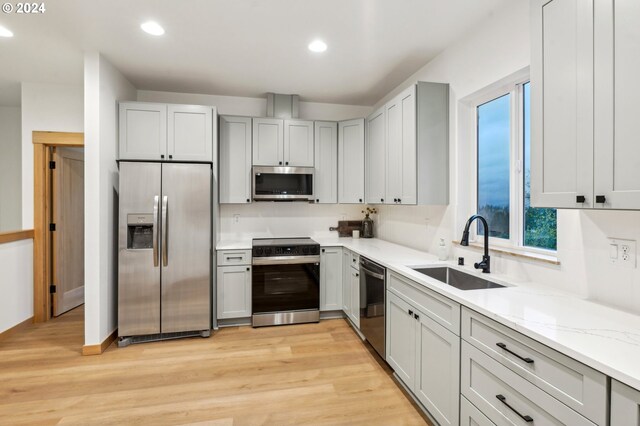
(609, 238), (636, 268)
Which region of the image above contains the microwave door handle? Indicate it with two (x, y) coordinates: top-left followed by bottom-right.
(153, 195), (159, 267)
(162, 195), (168, 267)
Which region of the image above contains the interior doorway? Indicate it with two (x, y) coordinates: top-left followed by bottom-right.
(51, 147), (85, 316)
(32, 131), (84, 323)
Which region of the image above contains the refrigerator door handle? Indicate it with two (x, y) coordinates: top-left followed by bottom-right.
(153, 195), (160, 267)
(162, 195), (168, 266)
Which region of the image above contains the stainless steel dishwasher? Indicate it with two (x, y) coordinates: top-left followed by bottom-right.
(359, 257), (386, 358)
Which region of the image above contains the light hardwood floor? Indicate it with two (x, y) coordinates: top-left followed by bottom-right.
(0, 307), (430, 425)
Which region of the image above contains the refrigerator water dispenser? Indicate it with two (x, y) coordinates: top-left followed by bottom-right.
(127, 214), (154, 249)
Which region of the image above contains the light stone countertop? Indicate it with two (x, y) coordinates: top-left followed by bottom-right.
(217, 236), (640, 391)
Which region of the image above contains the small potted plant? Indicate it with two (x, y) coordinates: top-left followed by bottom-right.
(361, 207), (377, 238)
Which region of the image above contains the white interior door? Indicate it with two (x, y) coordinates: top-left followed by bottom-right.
(52, 147), (85, 316)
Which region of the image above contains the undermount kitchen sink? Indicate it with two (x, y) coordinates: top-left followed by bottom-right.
(411, 267), (506, 290)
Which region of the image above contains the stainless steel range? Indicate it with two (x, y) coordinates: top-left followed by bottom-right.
(251, 238), (320, 327)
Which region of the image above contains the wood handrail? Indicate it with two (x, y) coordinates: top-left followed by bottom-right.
(0, 230), (35, 244)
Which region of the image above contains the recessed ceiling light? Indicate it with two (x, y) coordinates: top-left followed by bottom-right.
(308, 39), (327, 53)
(141, 21), (165, 36)
(0, 25), (14, 38)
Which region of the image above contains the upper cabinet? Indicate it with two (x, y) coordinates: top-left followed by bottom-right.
(532, 0), (640, 209)
(167, 105), (214, 162)
(284, 120), (314, 167)
(364, 82), (448, 206)
(593, 0), (640, 209)
(314, 121), (338, 204)
(338, 118), (365, 204)
(252, 118), (313, 167)
(119, 102), (167, 161)
(366, 106), (387, 204)
(119, 102), (214, 163)
(252, 118), (284, 166)
(219, 115), (252, 204)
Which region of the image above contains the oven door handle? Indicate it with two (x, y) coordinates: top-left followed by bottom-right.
(252, 255), (321, 266)
(360, 266), (385, 280)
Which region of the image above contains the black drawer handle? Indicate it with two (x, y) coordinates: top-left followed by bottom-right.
(496, 395), (533, 422)
(408, 309), (413, 316)
(496, 342), (534, 364)
(414, 313), (419, 320)
(596, 195), (606, 204)
(576, 195), (586, 203)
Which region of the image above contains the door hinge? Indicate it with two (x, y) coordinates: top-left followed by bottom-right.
(49, 161), (56, 169)
(49, 284), (57, 294)
(49, 223), (56, 231)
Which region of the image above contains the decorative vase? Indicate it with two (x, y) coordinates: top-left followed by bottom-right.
(362, 215), (374, 238)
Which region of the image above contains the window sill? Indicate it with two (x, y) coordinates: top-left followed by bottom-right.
(452, 240), (560, 266)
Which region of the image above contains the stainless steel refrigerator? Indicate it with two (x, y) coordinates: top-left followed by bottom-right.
(118, 162), (211, 346)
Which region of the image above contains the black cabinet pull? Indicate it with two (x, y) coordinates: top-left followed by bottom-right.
(496, 395), (533, 422)
(359, 198), (363, 203)
(279, 161), (283, 165)
(316, 199), (319, 202)
(397, 198), (401, 203)
(246, 267), (250, 271)
(161, 154), (165, 159)
(576, 195), (586, 203)
(169, 155), (173, 159)
(393, 198), (397, 203)
(285, 161), (289, 165)
(246, 198), (250, 203)
(414, 313), (419, 320)
(596, 195), (606, 204)
(408, 309), (413, 316)
(496, 342), (534, 364)
(321, 249), (325, 253)
(355, 273), (359, 277)
(381, 198), (384, 202)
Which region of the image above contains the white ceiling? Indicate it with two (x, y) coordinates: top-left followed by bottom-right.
(0, 0), (508, 106)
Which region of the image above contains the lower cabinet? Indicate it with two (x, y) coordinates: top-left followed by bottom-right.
(341, 248), (360, 329)
(386, 290), (459, 426)
(460, 396), (495, 426)
(461, 341), (595, 426)
(611, 380), (640, 426)
(320, 247), (342, 311)
(216, 265), (251, 319)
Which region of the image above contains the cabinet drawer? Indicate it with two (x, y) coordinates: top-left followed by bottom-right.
(350, 251), (360, 270)
(217, 250), (251, 266)
(460, 396), (495, 426)
(461, 342), (595, 426)
(462, 308), (606, 424)
(388, 271), (460, 335)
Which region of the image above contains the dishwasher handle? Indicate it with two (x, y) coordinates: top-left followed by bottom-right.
(360, 265), (385, 280)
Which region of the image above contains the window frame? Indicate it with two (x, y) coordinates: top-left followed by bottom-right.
(468, 73), (557, 255)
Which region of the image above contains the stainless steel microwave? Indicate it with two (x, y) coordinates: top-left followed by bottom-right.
(252, 166), (314, 201)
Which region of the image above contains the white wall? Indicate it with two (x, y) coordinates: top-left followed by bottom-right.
(0, 239), (33, 333)
(0, 106), (22, 232)
(137, 90), (372, 121)
(21, 82), (84, 229)
(370, 0), (640, 315)
(139, 89), (373, 239)
(220, 203), (363, 241)
(84, 53), (136, 346)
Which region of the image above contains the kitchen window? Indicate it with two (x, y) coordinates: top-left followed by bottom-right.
(472, 77), (557, 252)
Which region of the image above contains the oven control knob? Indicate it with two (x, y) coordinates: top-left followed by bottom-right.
(255, 248), (263, 256)
(302, 247), (309, 254)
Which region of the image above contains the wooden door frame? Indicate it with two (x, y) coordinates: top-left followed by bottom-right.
(33, 131), (84, 323)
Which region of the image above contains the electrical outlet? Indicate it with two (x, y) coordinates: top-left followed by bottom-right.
(609, 238), (636, 269)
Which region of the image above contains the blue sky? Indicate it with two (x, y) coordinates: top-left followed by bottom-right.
(478, 93), (511, 208)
